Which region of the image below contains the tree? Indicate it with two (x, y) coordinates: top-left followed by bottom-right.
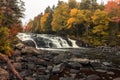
(0, 0), (25, 27)
(51, 1), (69, 31)
(91, 9), (110, 45)
(67, 9), (85, 29)
(68, 0), (80, 9)
(32, 14), (43, 33)
(67, 9), (87, 37)
(25, 20), (34, 32)
(105, 0), (120, 17)
(40, 13), (52, 33)
(80, 0), (98, 12)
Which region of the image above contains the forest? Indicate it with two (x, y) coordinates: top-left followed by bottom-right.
(25, 0), (120, 47)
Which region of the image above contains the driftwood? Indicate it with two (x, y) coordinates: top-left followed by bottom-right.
(0, 53), (23, 80)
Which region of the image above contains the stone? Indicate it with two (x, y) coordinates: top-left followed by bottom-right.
(102, 62), (112, 67)
(91, 62), (102, 68)
(15, 56), (23, 62)
(113, 77), (120, 80)
(70, 73), (76, 78)
(0, 68), (9, 80)
(96, 69), (107, 73)
(15, 43), (25, 50)
(23, 40), (36, 47)
(70, 69), (79, 74)
(52, 63), (65, 73)
(13, 50), (21, 56)
(74, 52), (83, 58)
(38, 75), (50, 80)
(53, 53), (71, 64)
(86, 74), (100, 80)
(107, 71), (115, 75)
(67, 62), (82, 69)
(20, 71), (27, 77)
(13, 63), (22, 70)
(27, 63), (35, 69)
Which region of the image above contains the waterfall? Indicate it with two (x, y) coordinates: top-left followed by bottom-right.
(68, 38), (79, 48)
(16, 33), (80, 49)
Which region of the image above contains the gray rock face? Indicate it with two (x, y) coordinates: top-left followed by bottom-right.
(0, 68), (9, 80)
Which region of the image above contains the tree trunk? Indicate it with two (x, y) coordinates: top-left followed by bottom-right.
(0, 53), (23, 80)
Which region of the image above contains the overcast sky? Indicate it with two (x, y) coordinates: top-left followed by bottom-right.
(21, 0), (107, 25)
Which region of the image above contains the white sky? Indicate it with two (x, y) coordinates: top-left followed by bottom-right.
(21, 0), (107, 25)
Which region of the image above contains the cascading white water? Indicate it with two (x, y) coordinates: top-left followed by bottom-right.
(68, 38), (79, 48)
(16, 33), (80, 49)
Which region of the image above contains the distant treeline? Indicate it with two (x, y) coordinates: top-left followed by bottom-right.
(25, 0), (120, 46)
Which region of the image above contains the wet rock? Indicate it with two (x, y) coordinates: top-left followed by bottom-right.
(15, 43), (25, 50)
(52, 63), (65, 73)
(67, 62), (82, 69)
(113, 77), (120, 80)
(0, 68), (9, 80)
(86, 74), (100, 80)
(23, 40), (36, 47)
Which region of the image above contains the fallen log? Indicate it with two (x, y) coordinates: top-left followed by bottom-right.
(0, 53), (23, 80)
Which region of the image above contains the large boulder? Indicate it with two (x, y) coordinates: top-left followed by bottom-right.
(21, 46), (43, 55)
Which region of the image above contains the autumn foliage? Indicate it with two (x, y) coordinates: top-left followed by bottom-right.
(25, 0), (120, 46)
(105, 0), (120, 17)
(0, 0), (24, 55)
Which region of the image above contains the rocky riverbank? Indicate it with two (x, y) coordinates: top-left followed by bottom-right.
(0, 43), (120, 80)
